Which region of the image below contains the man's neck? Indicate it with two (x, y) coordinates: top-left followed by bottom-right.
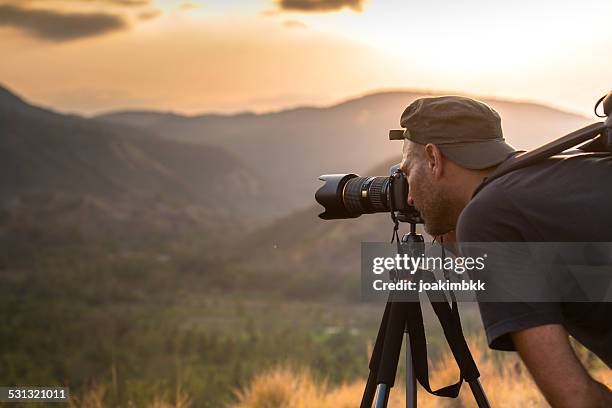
(452, 167), (497, 213)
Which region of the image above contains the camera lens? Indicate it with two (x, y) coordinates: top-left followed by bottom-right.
(343, 176), (390, 215)
(315, 174), (391, 219)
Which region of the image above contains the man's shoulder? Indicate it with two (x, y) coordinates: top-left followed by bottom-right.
(459, 151), (612, 242)
(457, 178), (525, 242)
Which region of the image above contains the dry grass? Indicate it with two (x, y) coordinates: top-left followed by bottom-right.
(230, 341), (612, 408)
(68, 383), (106, 408)
(64, 340), (612, 408)
(67, 384), (192, 408)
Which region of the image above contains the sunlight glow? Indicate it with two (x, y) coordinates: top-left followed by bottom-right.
(0, 0), (610, 115)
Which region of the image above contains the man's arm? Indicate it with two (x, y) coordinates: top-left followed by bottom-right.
(511, 324), (612, 408)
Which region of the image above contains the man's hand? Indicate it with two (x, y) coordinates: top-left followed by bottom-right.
(511, 324), (612, 407)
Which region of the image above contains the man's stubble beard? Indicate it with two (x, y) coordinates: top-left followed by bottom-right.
(414, 175), (456, 237)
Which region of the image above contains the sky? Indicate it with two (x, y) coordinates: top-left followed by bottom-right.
(1, 0), (611, 116)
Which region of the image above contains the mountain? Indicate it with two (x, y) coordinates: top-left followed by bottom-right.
(217, 158), (419, 300)
(0, 84), (275, 244)
(97, 92), (592, 215)
(0, 85), (27, 107)
(2, 83), (596, 249)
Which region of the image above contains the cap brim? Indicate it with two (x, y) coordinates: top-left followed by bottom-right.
(438, 140), (516, 169)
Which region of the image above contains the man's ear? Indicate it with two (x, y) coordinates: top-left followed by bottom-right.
(400, 140), (410, 174)
(424, 143), (444, 178)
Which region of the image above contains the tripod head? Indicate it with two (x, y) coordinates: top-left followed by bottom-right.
(596, 90), (612, 117)
(400, 224), (424, 255)
(597, 91), (612, 152)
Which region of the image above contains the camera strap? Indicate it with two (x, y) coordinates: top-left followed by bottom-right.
(473, 93), (612, 197)
(403, 290), (478, 397)
(386, 174), (480, 398)
(388, 171), (402, 244)
(473, 121), (608, 197)
(402, 245), (481, 398)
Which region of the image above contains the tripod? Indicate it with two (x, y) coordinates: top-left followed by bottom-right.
(361, 224), (491, 408)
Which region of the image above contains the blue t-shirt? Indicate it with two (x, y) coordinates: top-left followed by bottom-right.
(457, 151), (612, 367)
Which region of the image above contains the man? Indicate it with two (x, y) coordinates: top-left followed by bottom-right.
(397, 96), (612, 407)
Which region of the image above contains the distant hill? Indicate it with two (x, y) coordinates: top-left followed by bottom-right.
(217, 158), (423, 299)
(0, 84), (276, 243)
(2, 83), (596, 248)
(97, 91), (592, 215)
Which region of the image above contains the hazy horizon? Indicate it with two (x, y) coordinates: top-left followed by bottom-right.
(2, 81), (595, 120)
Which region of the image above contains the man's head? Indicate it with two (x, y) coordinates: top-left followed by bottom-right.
(396, 96), (515, 236)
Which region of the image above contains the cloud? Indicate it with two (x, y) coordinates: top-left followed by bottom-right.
(179, 2), (200, 10)
(138, 10), (160, 20)
(283, 20), (307, 29)
(24, 0), (151, 6)
(278, 0), (365, 13)
(261, 9), (279, 17)
(102, 0), (150, 5)
(0, 4), (128, 41)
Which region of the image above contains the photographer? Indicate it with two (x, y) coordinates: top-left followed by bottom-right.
(397, 96), (612, 407)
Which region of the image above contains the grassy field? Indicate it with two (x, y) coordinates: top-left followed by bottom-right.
(65, 339), (612, 408)
(230, 348), (612, 408)
(2, 241), (608, 407)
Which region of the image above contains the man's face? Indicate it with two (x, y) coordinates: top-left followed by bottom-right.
(400, 140), (456, 236)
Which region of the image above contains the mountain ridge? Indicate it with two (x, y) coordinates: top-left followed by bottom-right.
(96, 89), (589, 122)
(0, 83), (597, 244)
(0, 84), (277, 243)
(94, 88), (593, 214)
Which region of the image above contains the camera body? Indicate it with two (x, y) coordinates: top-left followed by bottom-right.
(315, 164), (422, 224)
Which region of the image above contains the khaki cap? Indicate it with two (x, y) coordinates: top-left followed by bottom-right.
(390, 96), (516, 169)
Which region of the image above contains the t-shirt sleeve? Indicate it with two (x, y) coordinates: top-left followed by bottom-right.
(457, 184), (564, 351)
(477, 302), (564, 351)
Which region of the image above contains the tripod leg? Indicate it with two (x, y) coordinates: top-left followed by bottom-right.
(375, 384), (391, 408)
(405, 330), (417, 408)
(468, 379), (491, 408)
(361, 300), (408, 408)
(373, 301), (410, 408)
(361, 371), (377, 408)
(361, 301), (392, 408)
